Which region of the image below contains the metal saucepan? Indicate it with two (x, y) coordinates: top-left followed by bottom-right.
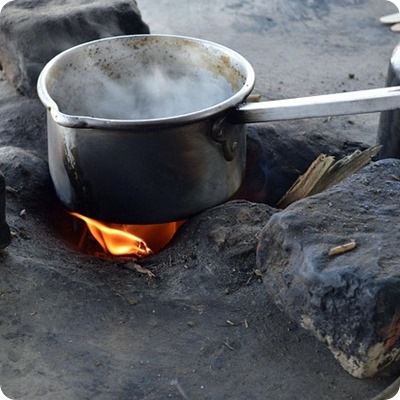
(37, 34), (400, 224)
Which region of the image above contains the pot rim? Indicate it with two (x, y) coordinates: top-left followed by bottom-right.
(37, 34), (256, 130)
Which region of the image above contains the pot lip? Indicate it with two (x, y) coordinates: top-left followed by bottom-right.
(37, 34), (256, 130)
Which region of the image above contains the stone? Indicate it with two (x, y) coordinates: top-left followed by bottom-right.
(1, 198), (393, 400)
(0, 171), (10, 249)
(257, 159), (400, 378)
(0, 0), (150, 97)
(0, 146), (52, 209)
(0, 71), (46, 154)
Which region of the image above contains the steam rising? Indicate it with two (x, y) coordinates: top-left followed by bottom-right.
(59, 65), (234, 120)
(93, 66), (234, 120)
(46, 37), (247, 121)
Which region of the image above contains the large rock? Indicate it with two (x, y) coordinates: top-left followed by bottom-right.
(0, 0), (150, 97)
(0, 71), (46, 154)
(0, 146), (52, 209)
(257, 159), (400, 378)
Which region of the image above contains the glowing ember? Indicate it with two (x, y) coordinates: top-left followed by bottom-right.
(71, 212), (180, 256)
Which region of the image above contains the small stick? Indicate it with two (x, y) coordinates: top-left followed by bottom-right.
(6, 186), (19, 194)
(247, 93), (262, 102)
(328, 240), (356, 256)
(223, 340), (234, 350)
(125, 262), (155, 278)
(170, 379), (189, 400)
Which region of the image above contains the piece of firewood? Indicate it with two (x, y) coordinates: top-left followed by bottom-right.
(277, 145), (381, 208)
(277, 154), (335, 208)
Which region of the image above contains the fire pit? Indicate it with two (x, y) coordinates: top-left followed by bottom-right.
(1, 0), (400, 399)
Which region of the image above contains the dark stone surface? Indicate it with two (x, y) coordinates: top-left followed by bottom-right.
(0, 73), (46, 154)
(0, 172), (394, 398)
(257, 159), (400, 378)
(0, 0), (150, 96)
(0, 146), (51, 208)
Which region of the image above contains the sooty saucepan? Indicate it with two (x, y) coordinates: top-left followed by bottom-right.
(37, 34), (400, 224)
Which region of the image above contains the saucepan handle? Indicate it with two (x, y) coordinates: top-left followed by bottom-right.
(232, 86), (400, 123)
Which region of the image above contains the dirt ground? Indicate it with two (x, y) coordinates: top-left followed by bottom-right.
(1, 0), (400, 399)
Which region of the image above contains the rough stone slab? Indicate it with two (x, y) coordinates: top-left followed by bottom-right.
(1, 195), (395, 400)
(257, 159), (400, 378)
(0, 0), (150, 97)
(0, 71), (46, 154)
(0, 146), (51, 212)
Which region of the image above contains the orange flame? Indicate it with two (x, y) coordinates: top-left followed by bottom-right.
(71, 212), (180, 256)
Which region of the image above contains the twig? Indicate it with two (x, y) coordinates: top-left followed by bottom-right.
(247, 93), (262, 102)
(6, 186), (19, 194)
(328, 240), (356, 256)
(170, 379), (189, 400)
(223, 340), (234, 350)
(124, 262), (155, 278)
